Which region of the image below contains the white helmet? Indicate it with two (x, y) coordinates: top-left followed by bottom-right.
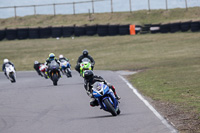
(59, 54), (64, 59)
(34, 61), (39, 64)
(3, 59), (9, 63)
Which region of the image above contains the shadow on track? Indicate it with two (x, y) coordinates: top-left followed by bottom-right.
(77, 113), (133, 120)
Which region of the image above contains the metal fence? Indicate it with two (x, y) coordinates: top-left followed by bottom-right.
(0, 0), (191, 18)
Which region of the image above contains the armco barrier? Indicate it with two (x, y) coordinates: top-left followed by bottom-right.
(29, 28), (40, 39)
(170, 22), (181, 33)
(51, 27), (63, 38)
(85, 25), (97, 36)
(119, 24), (129, 35)
(108, 25), (119, 36)
(39, 27), (51, 38)
(74, 26), (86, 37)
(0, 29), (5, 41)
(97, 25), (109, 36)
(6, 29), (17, 40)
(191, 21), (200, 32)
(17, 28), (29, 39)
(62, 26), (74, 37)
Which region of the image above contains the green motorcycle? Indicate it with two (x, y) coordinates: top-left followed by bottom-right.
(80, 58), (92, 77)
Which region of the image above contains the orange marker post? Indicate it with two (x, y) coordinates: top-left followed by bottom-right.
(130, 25), (136, 35)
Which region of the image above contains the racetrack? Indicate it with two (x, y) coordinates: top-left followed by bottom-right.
(0, 71), (177, 133)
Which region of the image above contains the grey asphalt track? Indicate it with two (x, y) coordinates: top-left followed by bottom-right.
(0, 71), (177, 133)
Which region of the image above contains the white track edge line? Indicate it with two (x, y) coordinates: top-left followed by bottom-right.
(119, 75), (178, 133)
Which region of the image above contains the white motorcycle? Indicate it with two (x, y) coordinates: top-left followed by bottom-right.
(5, 64), (16, 83)
(60, 60), (72, 77)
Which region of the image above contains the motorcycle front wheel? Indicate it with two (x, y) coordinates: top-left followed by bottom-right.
(103, 98), (117, 116)
(66, 68), (72, 77)
(10, 73), (16, 83)
(52, 74), (58, 86)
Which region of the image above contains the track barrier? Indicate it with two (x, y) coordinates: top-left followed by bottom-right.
(0, 20), (199, 41)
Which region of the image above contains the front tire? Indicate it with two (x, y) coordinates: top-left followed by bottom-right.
(103, 98), (117, 116)
(66, 69), (72, 77)
(10, 73), (16, 83)
(52, 74), (58, 86)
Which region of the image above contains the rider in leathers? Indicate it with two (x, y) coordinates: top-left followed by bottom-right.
(84, 70), (120, 107)
(33, 61), (43, 77)
(2, 59), (15, 79)
(75, 49), (95, 73)
(45, 53), (61, 78)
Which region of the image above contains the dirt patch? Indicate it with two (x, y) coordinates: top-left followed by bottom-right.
(149, 99), (200, 133)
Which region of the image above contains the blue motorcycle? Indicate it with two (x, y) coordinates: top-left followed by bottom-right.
(92, 82), (120, 116)
(60, 59), (72, 77)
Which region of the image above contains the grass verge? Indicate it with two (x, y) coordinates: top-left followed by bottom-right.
(0, 7), (200, 28)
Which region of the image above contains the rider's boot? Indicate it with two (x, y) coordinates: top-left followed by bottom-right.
(45, 71), (49, 78)
(90, 98), (99, 107)
(115, 94), (121, 100)
(110, 85), (121, 100)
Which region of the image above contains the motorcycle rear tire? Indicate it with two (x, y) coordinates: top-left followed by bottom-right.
(103, 98), (117, 116)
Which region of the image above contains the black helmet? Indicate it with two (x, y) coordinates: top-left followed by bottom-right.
(84, 70), (94, 81)
(82, 49), (88, 56)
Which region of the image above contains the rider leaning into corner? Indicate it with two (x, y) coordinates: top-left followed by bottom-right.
(83, 70), (121, 107)
(33, 61), (43, 77)
(59, 54), (71, 71)
(2, 59), (15, 79)
(45, 53), (61, 77)
(59, 54), (69, 62)
(75, 49), (95, 73)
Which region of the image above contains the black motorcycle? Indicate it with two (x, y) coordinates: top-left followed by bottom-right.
(48, 60), (61, 86)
